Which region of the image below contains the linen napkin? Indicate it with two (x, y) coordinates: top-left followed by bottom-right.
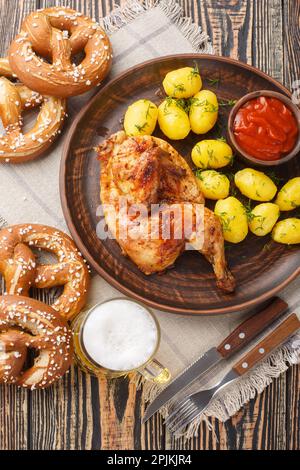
(0, 0), (299, 437)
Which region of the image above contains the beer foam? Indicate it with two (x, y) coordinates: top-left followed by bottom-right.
(82, 299), (158, 371)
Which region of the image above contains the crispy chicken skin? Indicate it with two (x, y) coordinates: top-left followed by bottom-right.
(97, 131), (235, 293)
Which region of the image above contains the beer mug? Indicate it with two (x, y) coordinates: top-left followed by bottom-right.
(72, 298), (171, 383)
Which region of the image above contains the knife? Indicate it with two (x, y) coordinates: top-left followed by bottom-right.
(166, 313), (300, 433)
(142, 297), (288, 423)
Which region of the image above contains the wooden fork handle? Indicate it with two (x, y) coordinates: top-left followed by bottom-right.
(233, 313), (300, 376)
(217, 297), (288, 358)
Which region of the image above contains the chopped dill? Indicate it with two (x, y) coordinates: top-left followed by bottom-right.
(189, 97), (218, 113)
(190, 62), (200, 78)
(207, 78), (220, 86)
(173, 83), (186, 94)
(230, 186), (239, 197)
(134, 122), (148, 132)
(145, 102), (156, 119)
(253, 217), (267, 232)
(219, 99), (237, 107)
(195, 170), (204, 180)
(176, 98), (190, 112)
(218, 211), (235, 232)
(262, 241), (273, 253)
(163, 97), (189, 114)
(244, 200), (256, 222)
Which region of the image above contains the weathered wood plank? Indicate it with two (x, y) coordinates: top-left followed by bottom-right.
(0, 383), (28, 450)
(98, 375), (137, 450)
(29, 366), (95, 449)
(0, 0), (38, 452)
(194, 0), (253, 61)
(251, 0), (284, 82)
(0, 0), (38, 55)
(286, 364), (300, 450)
(283, 0), (300, 93)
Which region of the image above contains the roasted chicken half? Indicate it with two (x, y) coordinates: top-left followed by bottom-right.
(97, 131), (235, 292)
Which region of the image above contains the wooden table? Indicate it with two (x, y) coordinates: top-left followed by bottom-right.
(0, 0), (299, 451)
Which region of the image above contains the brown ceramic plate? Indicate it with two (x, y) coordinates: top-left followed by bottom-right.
(60, 54), (300, 315)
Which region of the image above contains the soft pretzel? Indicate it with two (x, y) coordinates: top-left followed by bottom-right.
(0, 224), (89, 320)
(0, 295), (73, 389)
(0, 58), (66, 163)
(9, 7), (112, 98)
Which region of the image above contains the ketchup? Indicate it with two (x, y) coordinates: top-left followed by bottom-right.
(233, 96), (298, 161)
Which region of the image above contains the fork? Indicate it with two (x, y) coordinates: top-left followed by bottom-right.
(165, 313), (300, 434)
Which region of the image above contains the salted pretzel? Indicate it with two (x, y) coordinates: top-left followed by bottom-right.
(9, 7), (112, 98)
(0, 58), (65, 163)
(0, 295), (73, 389)
(0, 224), (89, 320)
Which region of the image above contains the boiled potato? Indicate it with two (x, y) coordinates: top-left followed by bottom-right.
(124, 99), (158, 136)
(189, 90), (218, 134)
(163, 66), (202, 99)
(272, 218), (300, 244)
(248, 203), (280, 236)
(234, 169), (277, 201)
(158, 99), (190, 140)
(196, 170), (230, 200)
(275, 177), (300, 211)
(191, 139), (233, 169)
(215, 196), (248, 243)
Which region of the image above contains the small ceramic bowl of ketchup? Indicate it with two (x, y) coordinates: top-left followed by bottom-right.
(228, 90), (300, 166)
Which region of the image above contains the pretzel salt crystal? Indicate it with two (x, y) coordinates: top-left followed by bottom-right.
(0, 224), (90, 320)
(9, 7), (112, 98)
(0, 58), (66, 163)
(0, 295), (73, 389)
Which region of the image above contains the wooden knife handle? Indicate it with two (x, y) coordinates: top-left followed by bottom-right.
(217, 297), (288, 359)
(233, 313), (300, 376)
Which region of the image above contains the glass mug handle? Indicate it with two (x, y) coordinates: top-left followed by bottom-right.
(138, 358), (171, 384)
